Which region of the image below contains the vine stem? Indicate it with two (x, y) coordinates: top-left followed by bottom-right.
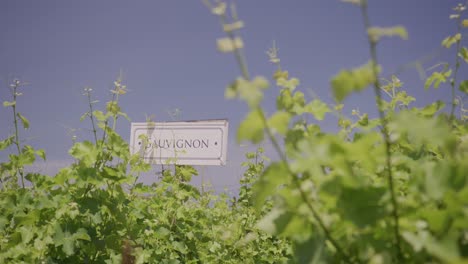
(449, 2), (467, 121)
(360, 1), (402, 261)
(214, 7), (354, 263)
(258, 110), (355, 263)
(85, 89), (98, 145)
(11, 81), (25, 188)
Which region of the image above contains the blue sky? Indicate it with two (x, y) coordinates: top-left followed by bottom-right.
(0, 1), (464, 191)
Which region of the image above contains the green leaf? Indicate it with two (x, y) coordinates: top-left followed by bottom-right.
(217, 36), (243, 53)
(106, 101), (121, 115)
(118, 111), (131, 121)
(337, 186), (386, 227)
(463, 19), (468, 27)
(19, 226), (34, 244)
(20, 145), (37, 165)
(3, 101), (16, 107)
(237, 110), (264, 143)
(421, 209), (450, 235)
(273, 70), (289, 81)
(172, 241), (188, 254)
(93, 110), (108, 121)
(331, 61), (378, 102)
(256, 207), (292, 235)
(402, 231), (460, 262)
(267, 111), (291, 135)
(415, 100), (445, 117)
(62, 232), (75, 256)
(79, 112), (89, 122)
(226, 76), (269, 108)
(276, 77), (300, 91)
(304, 99), (330, 120)
(390, 110), (453, 150)
(69, 141), (99, 166)
(459, 80), (468, 93)
(253, 162), (290, 210)
(0, 136), (14, 151)
(367, 25), (408, 42)
(73, 228), (91, 241)
(36, 149), (46, 161)
(17, 113), (30, 129)
(442, 33), (461, 48)
(277, 89), (293, 111)
(459, 47), (468, 63)
(424, 69), (452, 90)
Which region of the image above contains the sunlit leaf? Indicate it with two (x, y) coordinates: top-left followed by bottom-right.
(69, 141), (99, 166)
(459, 47), (468, 63)
(17, 113), (29, 129)
(442, 33), (461, 48)
(3, 101), (16, 107)
(367, 26), (408, 42)
(267, 111), (291, 135)
(331, 61), (379, 102)
(237, 109), (264, 143)
(226, 76), (269, 108)
(462, 19), (468, 27)
(0, 136), (14, 151)
(424, 69), (452, 89)
(304, 99), (330, 120)
(276, 77), (300, 91)
(217, 37), (244, 53)
(256, 207), (292, 235)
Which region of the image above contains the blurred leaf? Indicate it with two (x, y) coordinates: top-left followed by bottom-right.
(238, 109), (264, 143)
(267, 111), (291, 135)
(367, 26), (408, 42)
(17, 113), (29, 129)
(79, 112), (89, 122)
(0, 136), (14, 151)
(277, 77), (300, 91)
(304, 99), (330, 120)
(414, 100), (445, 117)
(390, 111), (455, 158)
(253, 162), (290, 210)
(424, 69), (452, 89)
(256, 207), (292, 235)
(36, 149), (46, 161)
(459, 80), (468, 93)
(442, 33), (461, 48)
(337, 186), (386, 227)
(226, 76), (269, 108)
(331, 62), (379, 102)
(402, 231), (460, 262)
(106, 101), (120, 115)
(217, 37), (243, 53)
(273, 70), (289, 81)
(3, 101), (16, 107)
(463, 19), (468, 27)
(459, 47), (468, 63)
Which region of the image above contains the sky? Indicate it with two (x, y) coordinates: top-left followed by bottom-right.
(0, 1), (464, 192)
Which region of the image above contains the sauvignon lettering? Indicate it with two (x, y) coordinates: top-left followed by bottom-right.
(144, 138), (210, 150)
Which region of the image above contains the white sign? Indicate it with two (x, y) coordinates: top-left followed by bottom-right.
(130, 119), (228, 166)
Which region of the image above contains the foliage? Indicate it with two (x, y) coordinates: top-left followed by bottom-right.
(206, 0), (468, 263)
(0, 77), (290, 263)
(2, 0), (468, 263)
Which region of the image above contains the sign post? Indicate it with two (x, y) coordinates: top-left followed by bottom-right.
(130, 119), (228, 166)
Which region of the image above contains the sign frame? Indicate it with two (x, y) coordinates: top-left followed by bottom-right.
(130, 119), (228, 166)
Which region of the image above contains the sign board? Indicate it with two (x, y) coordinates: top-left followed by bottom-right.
(130, 119), (228, 166)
